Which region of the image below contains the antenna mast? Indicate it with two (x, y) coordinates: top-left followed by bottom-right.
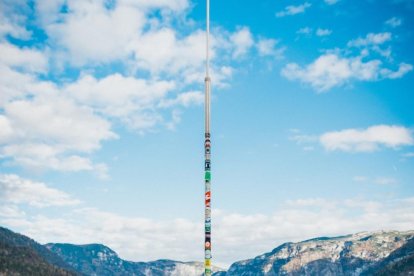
(204, 0), (212, 275)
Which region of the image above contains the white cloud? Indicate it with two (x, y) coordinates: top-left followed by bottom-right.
(159, 91), (204, 108)
(182, 65), (234, 89)
(0, 92), (117, 175)
(37, 0), (190, 65)
(46, 1), (146, 65)
(283, 31), (412, 91)
(319, 125), (413, 152)
(0, 43), (49, 106)
(2, 143), (110, 179)
(256, 38), (284, 58)
(0, 66), (35, 106)
(131, 28), (207, 75)
(276, 2), (312, 17)
(353, 176), (368, 182)
(65, 74), (207, 134)
(29, 0), (279, 83)
(131, 27), (247, 83)
(348, 32), (392, 47)
(0, 0), (32, 40)
(40, 0), (256, 79)
(0, 115), (13, 143)
(381, 63), (413, 79)
(0, 174), (80, 207)
(2, 192), (414, 267)
(120, 0), (190, 12)
(347, 32), (395, 60)
(296, 28), (331, 37)
(385, 17), (402, 28)
(325, 0), (340, 4)
(230, 27), (254, 58)
(34, 0), (66, 26)
(289, 130), (319, 151)
(281, 54), (380, 91)
(316, 28), (332, 37)
(39, 0), (191, 67)
(297, 27), (312, 35)
(4, 94), (116, 152)
(0, 50), (117, 177)
(66, 74), (175, 118)
(353, 176), (398, 185)
(0, 43), (48, 73)
(374, 177), (398, 185)
(289, 134), (318, 144)
(281, 53), (411, 91)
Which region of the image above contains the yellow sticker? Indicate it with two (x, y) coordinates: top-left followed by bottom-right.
(205, 259), (211, 266)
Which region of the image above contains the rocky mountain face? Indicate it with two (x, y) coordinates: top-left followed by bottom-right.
(0, 226), (76, 276)
(371, 236), (414, 276)
(222, 230), (414, 276)
(46, 243), (224, 276)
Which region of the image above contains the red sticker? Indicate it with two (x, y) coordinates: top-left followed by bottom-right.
(205, 241), (211, 249)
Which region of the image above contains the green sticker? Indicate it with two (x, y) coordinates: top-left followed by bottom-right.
(205, 171), (211, 180)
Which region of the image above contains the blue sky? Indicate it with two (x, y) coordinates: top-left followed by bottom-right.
(1, 0), (414, 268)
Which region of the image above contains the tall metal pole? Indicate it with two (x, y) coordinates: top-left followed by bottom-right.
(204, 0), (212, 275)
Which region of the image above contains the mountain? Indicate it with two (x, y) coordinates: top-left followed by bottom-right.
(0, 226), (77, 275)
(371, 236), (414, 275)
(2, 226), (414, 275)
(46, 243), (224, 276)
(221, 230), (414, 276)
(45, 243), (136, 275)
(0, 226), (223, 276)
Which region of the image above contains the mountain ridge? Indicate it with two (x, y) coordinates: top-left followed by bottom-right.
(45, 242), (224, 275)
(0, 226), (77, 275)
(1, 226), (414, 275)
(222, 230), (414, 275)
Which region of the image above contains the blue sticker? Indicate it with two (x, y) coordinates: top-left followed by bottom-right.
(205, 160), (211, 170)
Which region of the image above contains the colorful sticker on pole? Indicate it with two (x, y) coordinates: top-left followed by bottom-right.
(205, 259), (211, 266)
(205, 249), (212, 259)
(205, 160), (211, 171)
(205, 171), (211, 181)
(205, 139), (211, 154)
(205, 240), (211, 249)
(205, 209), (211, 219)
(205, 217), (211, 232)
